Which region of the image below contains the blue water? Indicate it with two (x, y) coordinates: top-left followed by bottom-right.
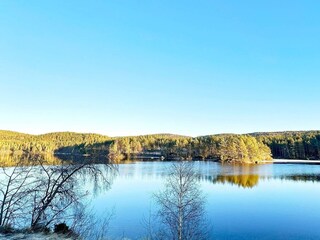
(88, 161), (320, 239)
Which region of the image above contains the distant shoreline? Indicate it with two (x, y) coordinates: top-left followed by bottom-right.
(273, 159), (320, 164)
(2, 130), (320, 164)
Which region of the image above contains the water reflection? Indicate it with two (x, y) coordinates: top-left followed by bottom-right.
(2, 156), (320, 239)
(0, 153), (111, 167)
(96, 161), (320, 239)
(213, 174), (259, 188)
(2, 155), (320, 190)
(112, 161), (320, 189)
(0, 153), (62, 166)
(278, 174), (320, 182)
(209, 164), (259, 188)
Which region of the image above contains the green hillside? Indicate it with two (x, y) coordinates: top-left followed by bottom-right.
(1, 130), (320, 162)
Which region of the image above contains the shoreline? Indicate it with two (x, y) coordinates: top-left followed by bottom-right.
(272, 159), (320, 164)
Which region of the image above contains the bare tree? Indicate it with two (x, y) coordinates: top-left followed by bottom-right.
(0, 161), (33, 229)
(29, 159), (114, 231)
(0, 155), (115, 237)
(154, 162), (208, 240)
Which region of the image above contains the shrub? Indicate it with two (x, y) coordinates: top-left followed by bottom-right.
(54, 223), (70, 234)
(0, 225), (14, 234)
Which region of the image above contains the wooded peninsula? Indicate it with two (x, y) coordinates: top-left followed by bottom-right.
(1, 130), (320, 164)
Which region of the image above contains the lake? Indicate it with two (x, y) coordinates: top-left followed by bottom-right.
(88, 161), (320, 240)
(1, 157), (320, 240)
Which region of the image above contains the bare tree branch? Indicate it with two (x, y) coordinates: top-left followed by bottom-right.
(153, 162), (208, 240)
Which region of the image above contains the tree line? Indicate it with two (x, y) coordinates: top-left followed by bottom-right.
(0, 130), (111, 155)
(253, 131), (320, 160)
(1, 130), (320, 164)
(108, 134), (272, 163)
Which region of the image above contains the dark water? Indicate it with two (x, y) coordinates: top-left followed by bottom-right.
(88, 161), (320, 240)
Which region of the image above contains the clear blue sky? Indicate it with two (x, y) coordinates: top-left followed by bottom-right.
(1, 1), (319, 137)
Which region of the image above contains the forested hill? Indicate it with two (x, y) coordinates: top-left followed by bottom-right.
(250, 131), (320, 160)
(1, 130), (320, 162)
(0, 131), (111, 155)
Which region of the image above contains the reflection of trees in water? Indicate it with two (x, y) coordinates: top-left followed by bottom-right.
(4, 154), (317, 191)
(200, 163), (320, 188)
(278, 174), (320, 182)
(0, 153), (62, 167)
(102, 161), (320, 189)
(209, 173), (320, 188)
(0, 153), (111, 168)
(212, 164), (260, 188)
(213, 175), (259, 188)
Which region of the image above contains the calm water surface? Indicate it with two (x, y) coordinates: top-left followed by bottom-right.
(89, 161), (320, 240)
